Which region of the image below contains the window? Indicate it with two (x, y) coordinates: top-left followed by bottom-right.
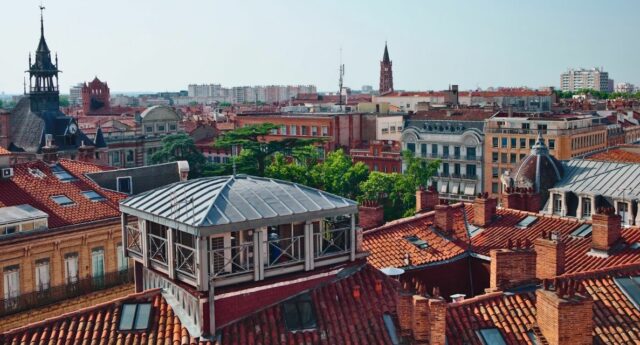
(407, 143), (416, 153)
(280, 125), (287, 135)
(3, 266), (20, 305)
(431, 144), (438, 155)
(111, 151), (121, 164)
(92, 247), (105, 280)
(614, 276), (640, 310)
(64, 253), (79, 284)
(443, 146), (450, 158)
(119, 303), (152, 331)
(290, 125), (297, 135)
(270, 128), (278, 135)
(169, 123), (177, 131)
(117, 176), (133, 194)
(582, 198), (592, 217)
(501, 137), (507, 147)
(510, 153), (517, 163)
(520, 138), (526, 148)
(420, 144), (427, 157)
(467, 147), (476, 160)
(51, 195), (75, 206)
(548, 139), (555, 149)
(321, 126), (328, 136)
(454, 164), (461, 176)
(454, 146), (460, 158)
(519, 153), (526, 161)
(571, 224), (592, 238)
(35, 259), (50, 291)
(476, 328), (507, 345)
(82, 190), (106, 202)
(405, 235), (428, 249)
(510, 138), (516, 148)
(383, 313), (400, 345)
(522, 123), (530, 130)
(529, 139), (535, 148)
(516, 215), (538, 229)
(492, 137), (498, 148)
(501, 153), (507, 163)
(156, 123), (166, 132)
(145, 126), (153, 133)
(619, 202), (629, 225)
(553, 194), (562, 215)
(282, 293), (317, 331)
(538, 124), (548, 132)
(311, 126), (318, 136)
(390, 125), (396, 133)
(492, 167), (499, 178)
(51, 165), (76, 182)
(117, 243), (128, 272)
(466, 164), (476, 178)
(301, 126), (309, 136)
(126, 150), (134, 162)
(2, 225), (17, 235)
(492, 152), (498, 162)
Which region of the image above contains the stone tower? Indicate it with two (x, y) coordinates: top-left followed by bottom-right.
(379, 42), (394, 95)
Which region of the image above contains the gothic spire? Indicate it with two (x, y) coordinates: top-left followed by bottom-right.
(383, 41), (390, 63)
(36, 5), (50, 56)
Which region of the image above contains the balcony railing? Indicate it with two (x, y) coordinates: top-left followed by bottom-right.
(175, 243), (197, 279)
(210, 242), (254, 278)
(314, 227), (351, 258)
(126, 224), (143, 257)
(485, 125), (606, 136)
(0, 268), (133, 317)
(420, 153), (481, 162)
(267, 235), (304, 268)
(433, 172), (478, 181)
(148, 233), (168, 267)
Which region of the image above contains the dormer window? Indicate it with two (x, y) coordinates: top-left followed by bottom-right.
(118, 303), (152, 331)
(282, 293), (317, 331)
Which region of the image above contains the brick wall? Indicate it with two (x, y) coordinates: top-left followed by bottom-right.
(489, 248), (536, 291)
(0, 283), (134, 333)
(536, 288), (593, 345)
(534, 237), (565, 280)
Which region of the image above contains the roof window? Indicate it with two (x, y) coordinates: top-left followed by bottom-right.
(614, 276), (640, 310)
(82, 190), (106, 202)
(405, 235), (428, 249)
(570, 224), (592, 238)
(476, 328), (507, 345)
(51, 165), (76, 182)
(51, 195), (75, 206)
(118, 303), (152, 331)
(282, 293), (317, 331)
(515, 215), (538, 229)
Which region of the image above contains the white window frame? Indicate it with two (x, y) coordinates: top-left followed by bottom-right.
(117, 176), (133, 195)
(3, 267), (20, 301)
(64, 253), (79, 284)
(35, 259), (50, 291)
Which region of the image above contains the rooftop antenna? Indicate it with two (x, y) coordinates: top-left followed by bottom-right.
(338, 47), (344, 108)
(232, 144), (238, 176)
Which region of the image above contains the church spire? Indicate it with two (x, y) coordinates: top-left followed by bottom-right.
(383, 41), (390, 63)
(379, 42), (394, 94)
(27, 3), (61, 112)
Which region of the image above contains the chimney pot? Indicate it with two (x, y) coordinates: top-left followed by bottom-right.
(352, 285), (361, 300)
(375, 279), (383, 294)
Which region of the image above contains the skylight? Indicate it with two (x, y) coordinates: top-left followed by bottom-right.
(51, 165), (76, 182)
(614, 276), (640, 310)
(118, 303), (152, 331)
(82, 190), (105, 202)
(405, 235), (429, 249)
(383, 313), (400, 345)
(282, 293), (317, 331)
(468, 224), (482, 238)
(476, 328), (507, 345)
(515, 215), (538, 229)
(527, 330), (538, 345)
(570, 224), (592, 238)
(51, 195), (75, 206)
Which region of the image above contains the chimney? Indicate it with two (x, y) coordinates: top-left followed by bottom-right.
(396, 293), (413, 336)
(536, 280), (593, 345)
(473, 192), (497, 227)
(523, 190), (542, 212)
(177, 160), (190, 181)
(535, 231), (565, 280)
(434, 204), (454, 235)
(488, 240), (536, 291)
(416, 186), (439, 213)
(501, 187), (523, 211)
(591, 208), (621, 254)
(411, 295), (447, 345)
(42, 134), (58, 164)
(78, 142), (96, 162)
(358, 200), (384, 230)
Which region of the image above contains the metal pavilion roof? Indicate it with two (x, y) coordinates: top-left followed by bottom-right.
(551, 160), (640, 200)
(119, 175), (358, 236)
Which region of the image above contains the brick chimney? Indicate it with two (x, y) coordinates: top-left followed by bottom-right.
(535, 231), (565, 280)
(591, 207), (621, 254)
(434, 204), (454, 235)
(473, 192), (497, 227)
(396, 293), (413, 336)
(488, 239), (536, 291)
(358, 200), (385, 230)
(41, 134), (58, 164)
(524, 191), (542, 212)
(416, 186), (439, 213)
(501, 187), (522, 210)
(78, 141), (96, 162)
(411, 295), (447, 345)
(536, 280), (593, 345)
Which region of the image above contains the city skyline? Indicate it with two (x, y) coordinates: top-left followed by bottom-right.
(1, 0), (639, 94)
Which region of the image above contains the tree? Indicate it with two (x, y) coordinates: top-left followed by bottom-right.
(311, 149), (369, 200)
(151, 134), (207, 178)
(402, 150), (440, 189)
(59, 95), (70, 107)
(214, 123), (322, 176)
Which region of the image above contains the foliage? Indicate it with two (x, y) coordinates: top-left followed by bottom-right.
(59, 95), (70, 107)
(312, 149), (369, 199)
(151, 134), (207, 178)
(218, 102), (232, 107)
(554, 88), (640, 100)
(214, 123), (322, 176)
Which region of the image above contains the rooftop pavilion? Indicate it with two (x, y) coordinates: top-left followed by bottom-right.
(119, 174), (361, 337)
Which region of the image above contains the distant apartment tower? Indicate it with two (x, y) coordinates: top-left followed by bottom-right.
(379, 43), (394, 94)
(560, 68), (613, 92)
(615, 82), (635, 94)
(69, 83), (84, 106)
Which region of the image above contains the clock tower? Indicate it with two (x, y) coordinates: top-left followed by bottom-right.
(27, 5), (61, 113)
(379, 42), (394, 95)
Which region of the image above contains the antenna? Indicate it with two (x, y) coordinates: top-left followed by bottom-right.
(338, 47), (344, 107)
(232, 144), (238, 176)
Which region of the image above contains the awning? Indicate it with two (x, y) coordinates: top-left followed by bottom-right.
(451, 182), (460, 195)
(440, 182), (448, 194)
(464, 184), (476, 196)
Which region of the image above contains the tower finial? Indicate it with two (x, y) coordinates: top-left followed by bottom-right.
(39, 3), (46, 37)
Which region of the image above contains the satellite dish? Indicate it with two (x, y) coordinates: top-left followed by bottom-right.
(380, 267), (405, 276)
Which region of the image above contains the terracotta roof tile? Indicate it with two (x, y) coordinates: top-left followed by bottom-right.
(0, 159), (124, 228)
(0, 289), (214, 345)
(0, 147), (10, 156)
(587, 148), (640, 164)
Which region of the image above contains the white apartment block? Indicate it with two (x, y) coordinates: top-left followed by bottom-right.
(560, 68), (613, 92)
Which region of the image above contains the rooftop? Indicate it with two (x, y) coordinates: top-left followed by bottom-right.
(587, 148), (640, 164)
(552, 159), (640, 200)
(120, 174), (358, 235)
(0, 204), (48, 226)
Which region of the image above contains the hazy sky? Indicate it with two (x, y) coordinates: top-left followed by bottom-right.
(1, 0), (638, 94)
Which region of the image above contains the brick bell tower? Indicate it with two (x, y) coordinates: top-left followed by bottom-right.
(379, 42), (394, 95)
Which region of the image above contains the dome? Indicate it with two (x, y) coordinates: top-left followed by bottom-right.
(508, 134), (563, 194)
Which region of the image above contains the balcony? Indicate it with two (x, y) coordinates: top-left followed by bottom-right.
(433, 172), (478, 181)
(0, 268), (133, 317)
(420, 153), (481, 162)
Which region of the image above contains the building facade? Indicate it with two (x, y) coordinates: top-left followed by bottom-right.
(560, 67), (613, 92)
(81, 77), (111, 114)
(401, 109), (494, 201)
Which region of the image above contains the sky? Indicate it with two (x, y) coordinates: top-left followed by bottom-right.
(1, 0), (639, 95)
